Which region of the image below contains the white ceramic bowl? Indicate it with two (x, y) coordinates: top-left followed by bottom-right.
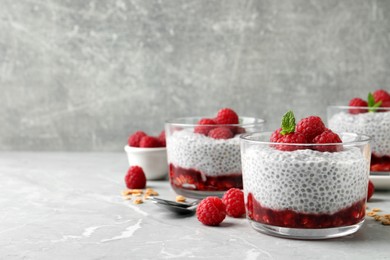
(124, 145), (168, 180)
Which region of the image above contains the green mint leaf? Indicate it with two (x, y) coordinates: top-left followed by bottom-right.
(367, 93), (375, 107)
(280, 110), (296, 135)
(367, 92), (382, 112)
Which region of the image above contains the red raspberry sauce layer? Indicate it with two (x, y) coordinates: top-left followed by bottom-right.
(246, 193), (366, 229)
(371, 154), (390, 172)
(169, 164), (242, 191)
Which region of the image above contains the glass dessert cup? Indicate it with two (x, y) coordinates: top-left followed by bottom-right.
(165, 117), (265, 199)
(327, 106), (390, 173)
(240, 132), (371, 239)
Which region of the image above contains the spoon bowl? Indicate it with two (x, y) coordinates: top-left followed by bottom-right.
(150, 197), (200, 215)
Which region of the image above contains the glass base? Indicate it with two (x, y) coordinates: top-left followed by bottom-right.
(249, 219), (365, 240)
(172, 187), (225, 199)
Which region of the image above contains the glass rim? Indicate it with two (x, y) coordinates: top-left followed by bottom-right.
(165, 116), (265, 127)
(240, 131), (371, 147)
(328, 105), (390, 111)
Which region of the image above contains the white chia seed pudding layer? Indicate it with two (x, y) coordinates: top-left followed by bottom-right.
(167, 130), (241, 176)
(242, 146), (369, 214)
(328, 111), (390, 156)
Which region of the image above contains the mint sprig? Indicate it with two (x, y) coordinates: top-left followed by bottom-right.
(367, 92), (382, 112)
(280, 110), (296, 135)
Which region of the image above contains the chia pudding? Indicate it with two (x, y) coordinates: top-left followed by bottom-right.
(166, 115), (264, 198)
(241, 132), (371, 230)
(328, 107), (390, 171)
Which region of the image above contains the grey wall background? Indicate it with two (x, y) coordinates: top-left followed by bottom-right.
(1, 0), (390, 151)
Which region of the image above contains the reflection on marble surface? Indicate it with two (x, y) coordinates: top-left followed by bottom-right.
(0, 152), (390, 259)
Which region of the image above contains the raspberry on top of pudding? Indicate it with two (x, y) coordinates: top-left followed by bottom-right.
(269, 110), (342, 152)
(242, 111), (370, 229)
(347, 90), (390, 114)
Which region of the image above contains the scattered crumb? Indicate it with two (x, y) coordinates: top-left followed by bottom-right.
(145, 188), (159, 197)
(176, 195), (186, 203)
(121, 189), (144, 196)
(123, 195), (132, 200)
(121, 187), (161, 204)
(382, 220), (390, 226)
(367, 207), (390, 226)
(133, 198), (143, 204)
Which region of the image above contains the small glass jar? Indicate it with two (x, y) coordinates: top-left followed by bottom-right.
(240, 132), (371, 239)
(327, 106), (390, 173)
(165, 117), (265, 199)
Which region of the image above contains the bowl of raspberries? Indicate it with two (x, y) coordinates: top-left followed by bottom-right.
(125, 130), (167, 180)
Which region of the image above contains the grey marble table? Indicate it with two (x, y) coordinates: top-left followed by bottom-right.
(1, 152), (390, 260)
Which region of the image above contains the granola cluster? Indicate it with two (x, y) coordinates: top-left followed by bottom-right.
(121, 188), (159, 204)
(366, 208), (390, 226)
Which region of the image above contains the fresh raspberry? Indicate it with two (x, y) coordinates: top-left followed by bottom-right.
(373, 89), (390, 103)
(270, 128), (283, 142)
(194, 118), (216, 135)
(222, 188), (246, 218)
(125, 166), (146, 189)
(377, 100), (390, 113)
(274, 132), (307, 151)
(312, 129), (342, 152)
(235, 127), (246, 135)
(296, 116), (326, 142)
(215, 108), (239, 125)
(207, 127), (234, 140)
(348, 98), (368, 114)
(196, 197), (226, 226)
(139, 136), (161, 148)
(128, 131), (147, 147)
(381, 100), (390, 107)
(270, 111), (308, 151)
(158, 131), (166, 147)
(367, 180), (375, 201)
